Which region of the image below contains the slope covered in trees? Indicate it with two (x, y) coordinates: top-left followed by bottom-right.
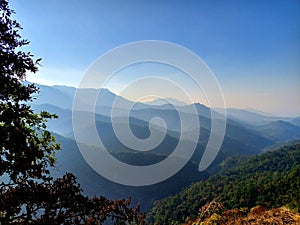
(147, 144), (300, 224)
(0, 1), (144, 224)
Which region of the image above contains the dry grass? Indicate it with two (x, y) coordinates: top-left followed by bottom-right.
(185, 206), (300, 225)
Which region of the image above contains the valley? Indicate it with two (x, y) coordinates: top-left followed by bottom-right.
(30, 84), (300, 215)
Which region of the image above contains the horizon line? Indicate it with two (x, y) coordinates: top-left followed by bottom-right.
(25, 81), (300, 118)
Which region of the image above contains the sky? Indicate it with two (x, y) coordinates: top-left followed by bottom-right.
(10, 0), (300, 117)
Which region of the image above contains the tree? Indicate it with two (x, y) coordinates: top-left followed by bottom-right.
(0, 0), (144, 224)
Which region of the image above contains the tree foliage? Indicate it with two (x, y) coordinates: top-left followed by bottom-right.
(0, 0), (144, 224)
(147, 144), (300, 224)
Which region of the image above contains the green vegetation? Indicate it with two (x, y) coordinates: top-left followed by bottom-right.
(147, 144), (300, 224)
(2, 1), (299, 224)
(0, 1), (144, 224)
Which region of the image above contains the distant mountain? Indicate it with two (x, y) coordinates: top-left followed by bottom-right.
(33, 83), (151, 113)
(32, 83), (298, 127)
(32, 84), (298, 156)
(214, 108), (292, 127)
(291, 117), (300, 127)
(33, 84), (75, 109)
(32, 102), (274, 159)
(244, 107), (274, 116)
(27, 83), (300, 214)
(254, 120), (300, 142)
(143, 98), (187, 106)
(31, 84), (300, 154)
(214, 108), (300, 142)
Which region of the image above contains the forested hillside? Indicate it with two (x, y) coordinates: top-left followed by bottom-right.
(147, 143), (300, 224)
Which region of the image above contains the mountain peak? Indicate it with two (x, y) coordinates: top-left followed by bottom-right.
(142, 97), (187, 106)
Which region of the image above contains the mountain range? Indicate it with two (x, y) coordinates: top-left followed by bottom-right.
(29, 83), (300, 212)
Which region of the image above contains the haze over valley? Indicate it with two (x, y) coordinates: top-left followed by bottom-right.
(28, 83), (300, 212)
(2, 1), (300, 224)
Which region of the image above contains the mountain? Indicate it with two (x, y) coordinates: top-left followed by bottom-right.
(31, 84), (276, 151)
(147, 143), (300, 224)
(33, 83), (152, 114)
(51, 134), (213, 211)
(215, 108), (292, 127)
(254, 120), (300, 142)
(32, 102), (274, 158)
(244, 107), (274, 116)
(30, 84), (300, 169)
(33, 84), (75, 109)
(29, 84), (300, 163)
(28, 83), (300, 214)
(142, 98), (187, 106)
(291, 117), (300, 127)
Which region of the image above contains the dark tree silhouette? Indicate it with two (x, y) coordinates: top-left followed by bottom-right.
(0, 0), (144, 224)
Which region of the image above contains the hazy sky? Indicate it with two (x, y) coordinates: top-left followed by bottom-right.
(10, 0), (300, 117)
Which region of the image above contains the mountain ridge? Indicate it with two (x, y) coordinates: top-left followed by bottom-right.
(28, 83), (300, 214)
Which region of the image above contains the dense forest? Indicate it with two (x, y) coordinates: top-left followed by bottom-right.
(147, 143), (300, 224)
(0, 1), (144, 224)
(2, 0), (300, 224)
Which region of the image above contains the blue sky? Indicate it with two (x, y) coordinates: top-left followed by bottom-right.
(10, 0), (300, 116)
